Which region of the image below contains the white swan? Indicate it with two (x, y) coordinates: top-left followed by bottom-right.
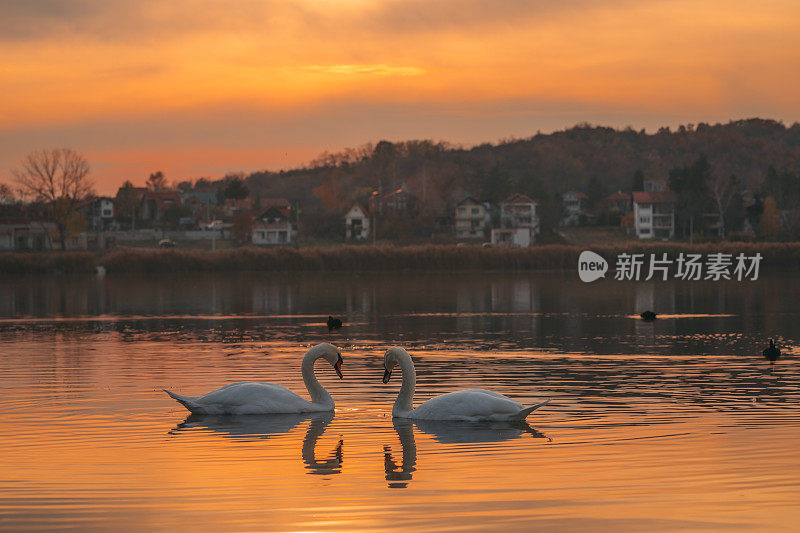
(381, 347), (550, 421)
(163, 343), (343, 415)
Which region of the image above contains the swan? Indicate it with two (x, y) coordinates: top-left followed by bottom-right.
(163, 342), (343, 415)
(381, 347), (550, 421)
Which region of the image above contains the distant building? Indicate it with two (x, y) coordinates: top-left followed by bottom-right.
(643, 179), (667, 192)
(181, 192), (217, 217)
(140, 190), (182, 221)
(491, 227), (533, 248)
(223, 197), (255, 217)
(599, 190), (632, 215)
(562, 190), (589, 226)
(252, 206), (292, 245)
(455, 196), (489, 240)
(345, 203), (370, 240)
(491, 193), (539, 247)
(76, 196), (116, 231)
(0, 219), (55, 251)
(633, 191), (677, 239)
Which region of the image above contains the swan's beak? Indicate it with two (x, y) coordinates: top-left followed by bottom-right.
(334, 354), (343, 379)
(382, 367), (392, 384)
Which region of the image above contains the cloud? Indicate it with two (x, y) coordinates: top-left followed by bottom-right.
(302, 64), (426, 76)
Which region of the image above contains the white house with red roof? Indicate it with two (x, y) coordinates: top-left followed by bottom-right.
(632, 190), (677, 239)
(490, 193), (539, 247)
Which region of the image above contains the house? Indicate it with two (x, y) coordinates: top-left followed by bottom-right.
(223, 197), (255, 217)
(599, 190), (632, 215)
(562, 190), (589, 226)
(643, 179), (667, 192)
(140, 190), (182, 221)
(345, 204), (370, 240)
(632, 191), (677, 239)
(491, 227), (533, 248)
(181, 192), (217, 217)
(455, 196), (489, 240)
(252, 206), (292, 245)
(76, 196), (116, 231)
(0, 219), (55, 251)
(490, 193), (539, 247)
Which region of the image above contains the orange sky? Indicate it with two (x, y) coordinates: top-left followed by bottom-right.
(2, 0), (800, 194)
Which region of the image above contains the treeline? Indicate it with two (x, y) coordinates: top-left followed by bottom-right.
(185, 118), (800, 240)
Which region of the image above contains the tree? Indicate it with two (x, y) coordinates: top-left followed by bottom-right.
(708, 173), (740, 238)
(760, 196), (780, 239)
(223, 176), (249, 200)
(11, 148), (94, 250)
(632, 169), (644, 192)
(668, 154), (712, 238)
(115, 180), (141, 228)
(146, 171), (167, 191)
(231, 212), (254, 244)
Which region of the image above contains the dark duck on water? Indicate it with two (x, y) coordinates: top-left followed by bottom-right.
(327, 316), (343, 332)
(640, 310), (657, 321)
(763, 338), (781, 363)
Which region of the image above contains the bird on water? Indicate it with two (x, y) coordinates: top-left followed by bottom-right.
(640, 310), (657, 321)
(327, 316), (343, 332)
(763, 338), (781, 363)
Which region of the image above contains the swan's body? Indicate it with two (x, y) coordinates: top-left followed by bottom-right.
(164, 343), (343, 415)
(381, 347), (549, 421)
(763, 338), (781, 363)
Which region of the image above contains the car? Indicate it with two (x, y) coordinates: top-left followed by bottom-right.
(158, 239), (177, 248)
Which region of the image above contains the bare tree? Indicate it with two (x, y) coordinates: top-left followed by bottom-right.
(146, 171), (167, 191)
(708, 173), (739, 239)
(12, 148), (94, 250)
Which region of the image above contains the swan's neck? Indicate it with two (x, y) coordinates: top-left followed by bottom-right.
(302, 350), (334, 407)
(393, 352), (416, 415)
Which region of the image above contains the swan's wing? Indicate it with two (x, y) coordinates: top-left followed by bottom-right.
(196, 382), (308, 410)
(412, 389), (523, 420)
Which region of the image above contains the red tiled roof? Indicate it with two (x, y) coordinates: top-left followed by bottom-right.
(566, 190), (589, 200)
(604, 190), (631, 201)
(632, 191), (677, 203)
(501, 193), (537, 205)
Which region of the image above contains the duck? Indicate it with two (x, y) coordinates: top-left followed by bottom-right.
(640, 310), (657, 321)
(327, 316), (343, 332)
(763, 338), (781, 363)
(381, 347), (550, 421)
(163, 342), (343, 415)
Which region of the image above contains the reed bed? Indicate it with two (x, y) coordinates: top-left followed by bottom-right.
(97, 242), (800, 274)
(0, 251), (97, 275)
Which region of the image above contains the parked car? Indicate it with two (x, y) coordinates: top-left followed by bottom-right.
(158, 239), (176, 248)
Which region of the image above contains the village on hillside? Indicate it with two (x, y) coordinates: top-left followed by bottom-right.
(2, 120), (799, 252)
(0, 171), (775, 252)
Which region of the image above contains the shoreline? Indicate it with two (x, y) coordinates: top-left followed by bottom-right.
(1, 242), (799, 275)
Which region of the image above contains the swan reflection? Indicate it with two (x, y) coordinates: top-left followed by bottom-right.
(384, 418), (548, 488)
(170, 412), (342, 475)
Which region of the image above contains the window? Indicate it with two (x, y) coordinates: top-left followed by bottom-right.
(471, 207), (479, 215)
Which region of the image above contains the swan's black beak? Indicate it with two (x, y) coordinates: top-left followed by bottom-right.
(334, 354), (343, 379)
(382, 367), (392, 384)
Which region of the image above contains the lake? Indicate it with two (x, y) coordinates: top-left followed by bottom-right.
(0, 271), (798, 531)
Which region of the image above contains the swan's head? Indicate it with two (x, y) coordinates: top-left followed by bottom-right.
(382, 347), (410, 384)
(311, 342), (344, 379)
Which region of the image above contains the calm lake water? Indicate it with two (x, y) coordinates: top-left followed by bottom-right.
(0, 271), (798, 532)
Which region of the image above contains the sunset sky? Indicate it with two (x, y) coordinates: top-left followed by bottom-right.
(2, 0), (800, 194)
